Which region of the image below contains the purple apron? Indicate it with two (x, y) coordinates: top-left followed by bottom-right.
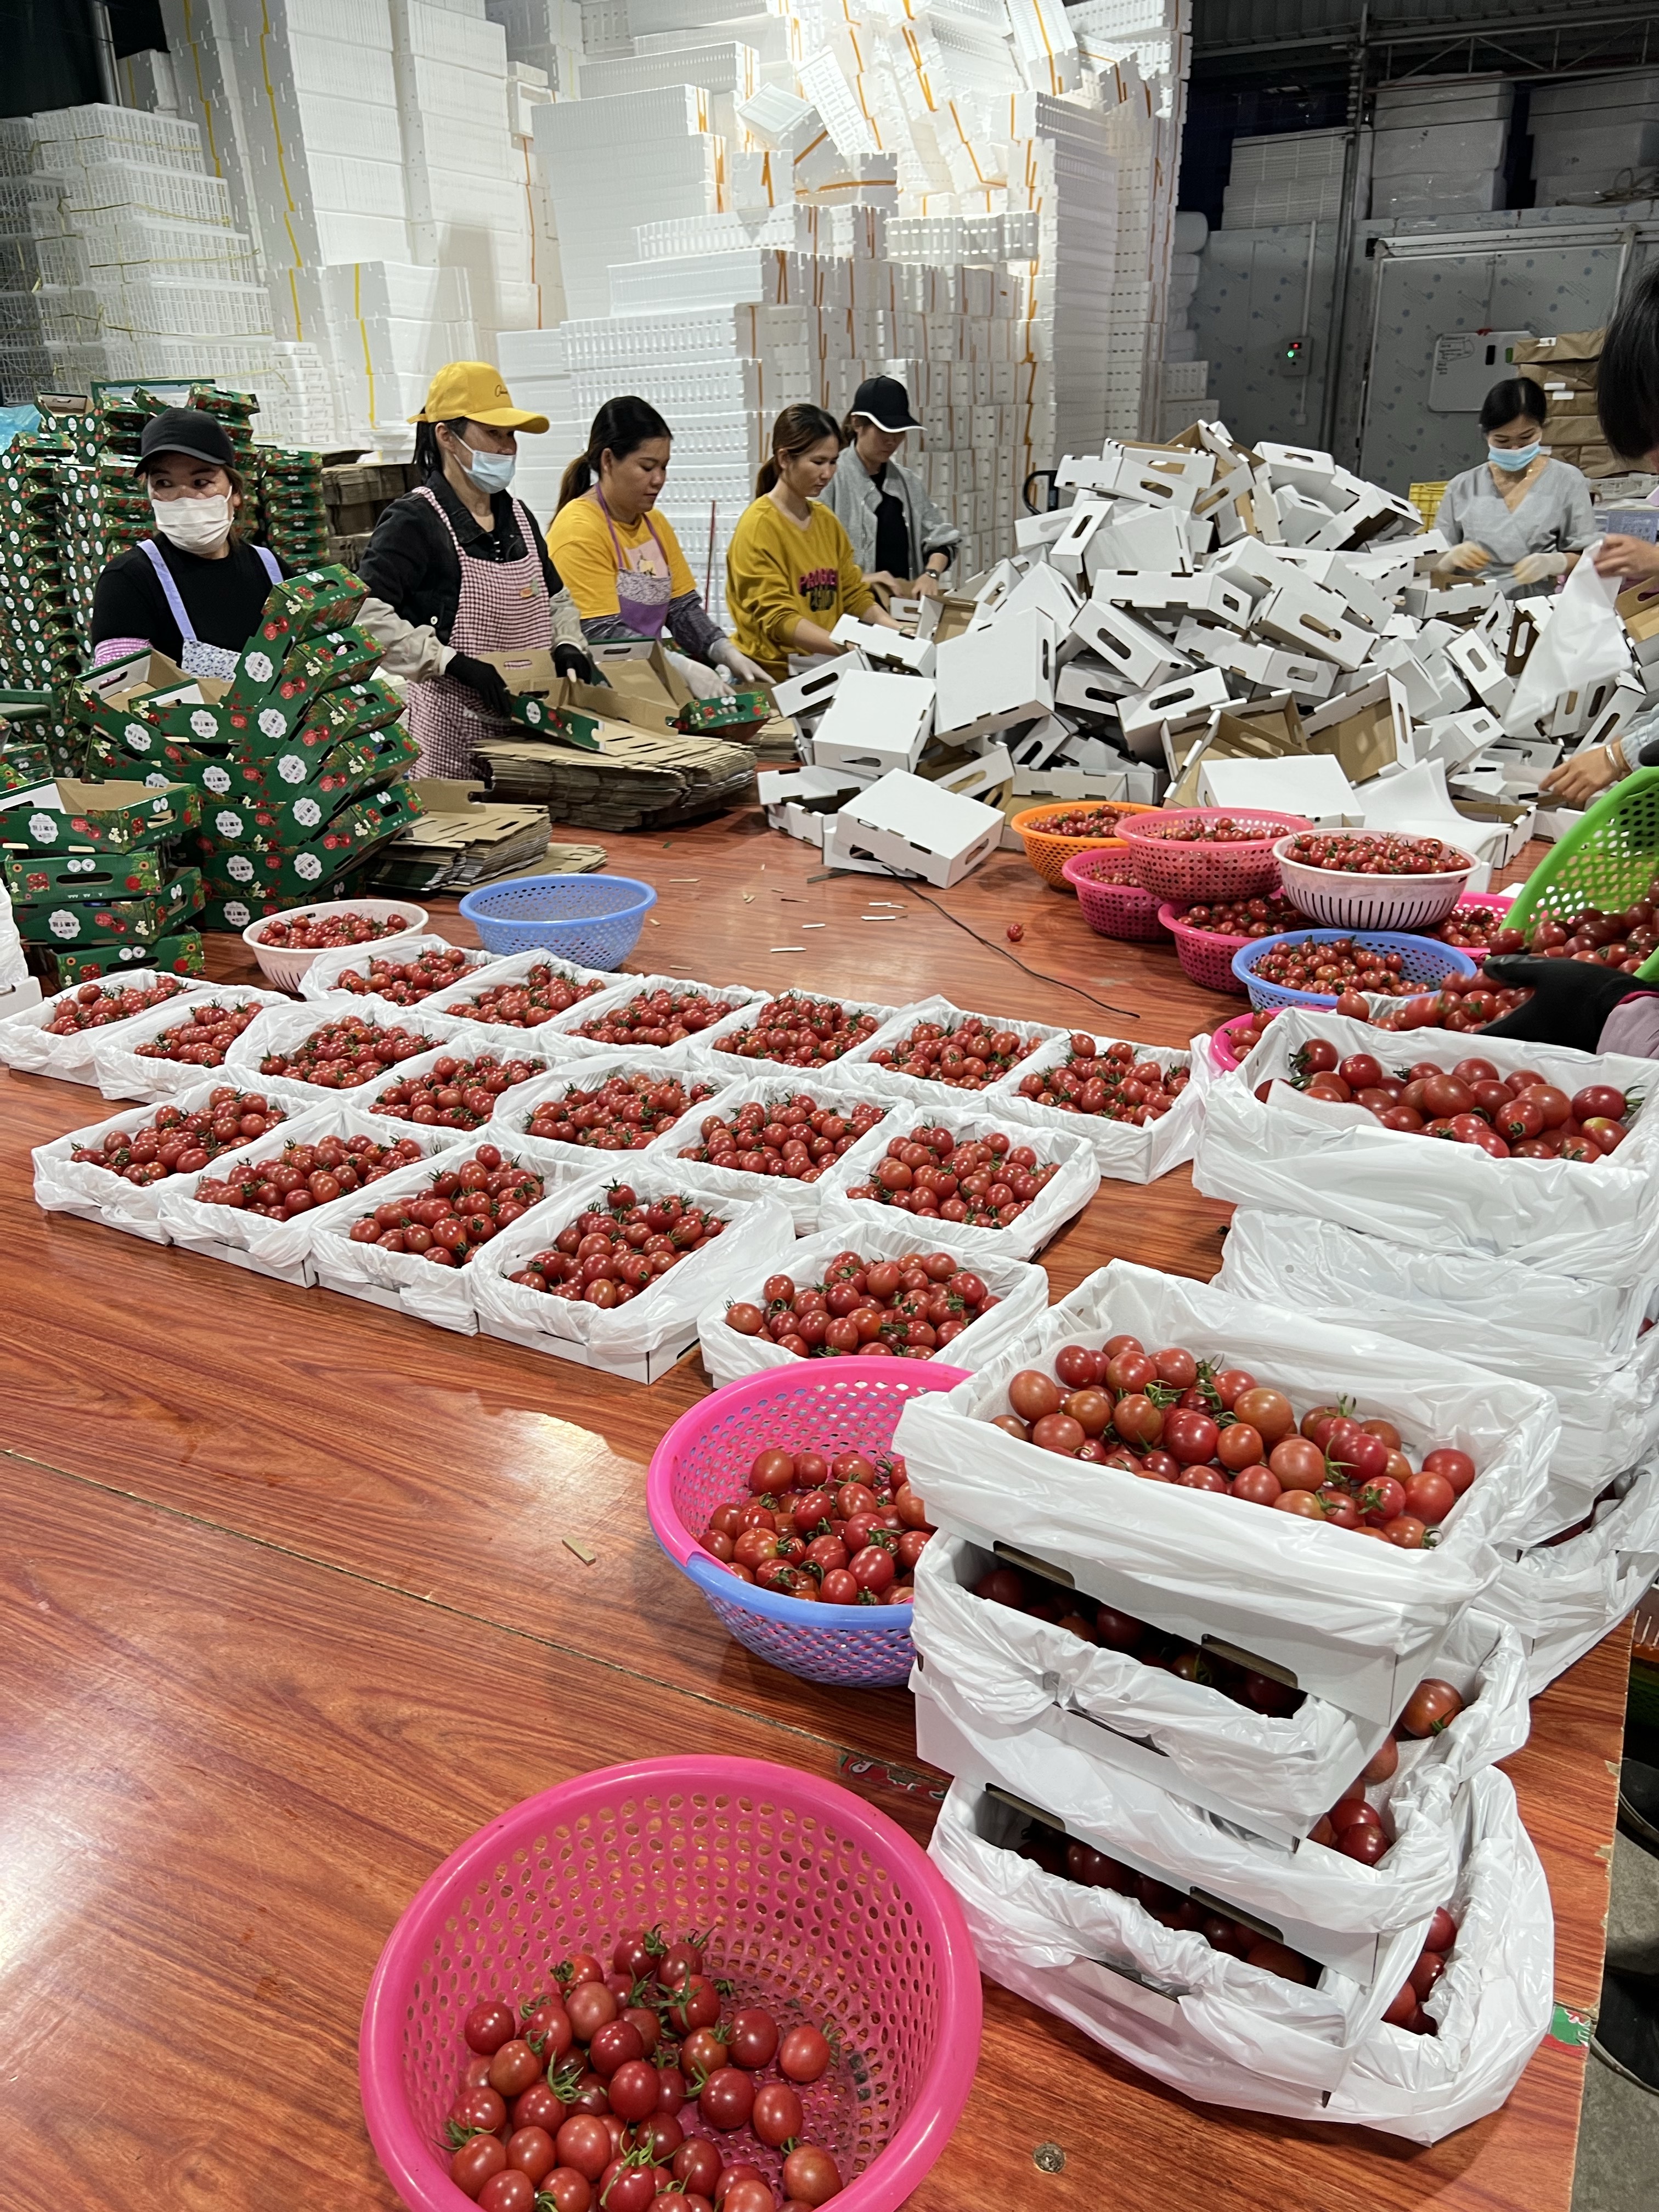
(596, 490), (672, 639)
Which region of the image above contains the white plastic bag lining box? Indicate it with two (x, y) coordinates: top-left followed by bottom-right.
(1194, 1009), (1659, 1286)
(805, 668), (936, 780)
(153, 1104), (473, 1286)
(219, 1003), (477, 1115)
(407, 946), (631, 1053)
(685, 992), (907, 1089)
(87, 984), (295, 1104)
(837, 993), (1069, 1113)
(825, 772), (1007, 888)
(639, 1065), (901, 1235)
(933, 608), (1057, 739)
(912, 1529), (1528, 1847)
(1483, 1462), (1659, 1695)
(930, 1764), (1552, 2143)
(531, 974), (768, 1066)
(983, 1030), (1204, 1182)
(1214, 1210), (1659, 1521)
(31, 1080), (303, 1247)
(465, 1163), (795, 1381)
(298, 935), (499, 1020)
(696, 1218), (1051, 1389)
(477, 1051), (738, 1184)
(0, 968), (212, 1085)
(893, 1258), (1556, 1724)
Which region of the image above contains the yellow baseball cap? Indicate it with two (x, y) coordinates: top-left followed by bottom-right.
(410, 361), (549, 433)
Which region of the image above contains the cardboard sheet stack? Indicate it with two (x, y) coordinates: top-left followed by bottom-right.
(1513, 328), (1613, 480)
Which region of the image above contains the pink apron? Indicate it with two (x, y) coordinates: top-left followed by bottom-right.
(596, 490), (672, 639)
(408, 486), (553, 779)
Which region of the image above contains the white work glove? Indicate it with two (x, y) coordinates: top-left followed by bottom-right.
(1434, 542), (1490, 577)
(710, 640), (769, 687)
(663, 648), (726, 701)
(1512, 549), (1568, 586)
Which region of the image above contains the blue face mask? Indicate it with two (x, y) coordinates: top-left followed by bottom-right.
(1488, 442), (1541, 472)
(460, 444), (516, 494)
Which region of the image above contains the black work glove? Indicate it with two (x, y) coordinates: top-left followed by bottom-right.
(554, 642), (595, 686)
(447, 652), (514, 717)
(1480, 955), (1654, 1053)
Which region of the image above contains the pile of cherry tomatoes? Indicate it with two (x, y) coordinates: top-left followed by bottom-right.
(346, 1144), (544, 1262)
(256, 1015), (435, 1088)
(134, 999), (265, 1066)
(867, 1016), (1037, 1091)
(253, 909), (412, 949)
(991, 1334), (1476, 1544)
(1429, 904), (1508, 952)
(843, 1125), (1059, 1227)
(1144, 817), (1267, 846)
(1281, 831), (1471, 877)
(329, 945), (473, 1004)
(526, 1071), (714, 1152)
(713, 995), (884, 1068)
(1248, 937), (1424, 998)
(701, 1443), (932, 1607)
(195, 1132), (423, 1218)
(506, 1187), (726, 1307)
(1013, 1036), (1190, 1125)
(71, 1090), (285, 1186)
(1174, 895), (1304, 939)
(44, 975), (187, 1033)
(1491, 888), (1659, 973)
(678, 1094), (887, 1184)
(1029, 805), (1127, 839)
(444, 1928), (847, 2210)
(1281, 1039), (1637, 1162)
(723, 1249), (999, 1359)
(445, 964), (608, 1029)
(1368, 973), (1532, 1030)
(368, 1052), (542, 1127)
(568, 989), (738, 1049)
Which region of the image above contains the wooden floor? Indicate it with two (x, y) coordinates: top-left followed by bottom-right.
(0, 810), (1625, 2212)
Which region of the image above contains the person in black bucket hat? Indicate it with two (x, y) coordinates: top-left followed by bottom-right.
(89, 407), (287, 683)
(821, 376), (961, 601)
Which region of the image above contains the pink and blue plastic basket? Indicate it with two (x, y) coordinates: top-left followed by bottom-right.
(359, 1756), (983, 2211)
(647, 1358), (968, 1689)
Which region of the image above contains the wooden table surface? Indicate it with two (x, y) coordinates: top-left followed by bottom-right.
(0, 812), (1624, 2212)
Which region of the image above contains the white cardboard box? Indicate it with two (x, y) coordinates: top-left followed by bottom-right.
(826, 769), (1006, 887)
(807, 668), (936, 778)
(934, 608), (1057, 739)
(1199, 752), (1360, 823)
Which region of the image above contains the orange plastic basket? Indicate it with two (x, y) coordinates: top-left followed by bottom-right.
(1012, 798), (1162, 889)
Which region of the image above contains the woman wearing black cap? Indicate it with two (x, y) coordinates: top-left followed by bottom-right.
(822, 376), (960, 599)
(90, 407), (286, 680)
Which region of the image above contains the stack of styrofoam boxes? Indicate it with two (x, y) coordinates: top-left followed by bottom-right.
(1019, 93), (1118, 464)
(487, 0), (587, 100)
(1369, 81), (1512, 223)
(633, 7), (802, 92)
(319, 261), (478, 439)
(580, 37), (760, 143)
(495, 325), (582, 524)
(1160, 207), (1210, 436)
(1222, 127), (1346, 230)
(0, 126), (105, 400)
(23, 104), (274, 388)
(1528, 69), (1659, 207)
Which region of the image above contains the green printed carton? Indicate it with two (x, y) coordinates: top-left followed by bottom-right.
(4, 845), (170, 901)
(0, 743), (52, 795)
(5, 778), (201, 854)
(191, 726), (420, 851)
(221, 568), (369, 712)
(53, 930), (207, 984)
(222, 628), (382, 748)
(14, 866), (203, 946)
(199, 785), (424, 906)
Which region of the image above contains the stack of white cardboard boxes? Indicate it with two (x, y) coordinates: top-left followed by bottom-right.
(1369, 82), (1513, 223)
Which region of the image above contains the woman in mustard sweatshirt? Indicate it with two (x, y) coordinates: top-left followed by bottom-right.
(725, 405), (904, 680)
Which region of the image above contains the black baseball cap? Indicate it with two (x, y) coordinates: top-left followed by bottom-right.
(136, 407), (239, 473)
(850, 376), (921, 433)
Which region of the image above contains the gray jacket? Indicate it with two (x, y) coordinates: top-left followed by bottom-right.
(822, 445), (961, 578)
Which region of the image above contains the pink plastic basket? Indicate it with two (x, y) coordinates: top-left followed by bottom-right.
(1117, 809), (1314, 904)
(1158, 901), (1258, 994)
(359, 1757), (983, 2212)
(1062, 847), (1169, 940)
(1426, 889), (1517, 963)
(1210, 1009), (1278, 1071)
(648, 1359), (967, 1686)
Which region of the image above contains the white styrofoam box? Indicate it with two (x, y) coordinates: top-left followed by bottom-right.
(985, 1031), (1203, 1183)
(934, 610), (1057, 741)
(896, 1257), (1556, 1725)
(1069, 598), (1185, 692)
(816, 1094), (1102, 1266)
(698, 1219), (1050, 1390)
(1197, 1011), (1659, 1285)
(30, 1081), (303, 1247)
(0, 970), (210, 1085)
(771, 659), (855, 725)
(805, 669), (936, 781)
(1120, 666), (1235, 747)
(87, 985), (294, 1104)
(1199, 754), (1361, 825)
(826, 772), (1007, 889)
(1255, 579), (1376, 673)
(830, 617), (936, 678)
(152, 1105), (475, 1287)
(466, 1164), (795, 1382)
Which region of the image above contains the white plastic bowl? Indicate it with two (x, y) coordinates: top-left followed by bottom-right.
(1274, 834), (1475, 933)
(242, 899), (429, 992)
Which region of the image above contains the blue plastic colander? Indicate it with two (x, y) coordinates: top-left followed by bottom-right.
(1232, 927), (1478, 1013)
(458, 873), (657, 965)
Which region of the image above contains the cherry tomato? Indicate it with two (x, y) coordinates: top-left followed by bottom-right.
(488, 2039), (543, 2097)
(1421, 1446), (1477, 1495)
(465, 2001), (518, 2054)
(777, 2024), (832, 2083)
(506, 2126), (557, 2182)
(1400, 1678), (1464, 1736)
(478, 2171), (537, 2212)
(566, 1983), (620, 2040)
(726, 2007), (780, 2069)
(607, 2059), (661, 2124)
(1232, 1387), (1294, 1443)
(1404, 1471), (1455, 1526)
(675, 2137), (724, 2194)
(752, 2079), (806, 2146)
(781, 2146), (844, 2207)
(1426, 1906), (1459, 1953)
(452, 2135), (509, 2199)
(1268, 1436), (1326, 1491)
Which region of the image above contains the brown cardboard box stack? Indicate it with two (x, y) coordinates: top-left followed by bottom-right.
(1512, 330), (1611, 477)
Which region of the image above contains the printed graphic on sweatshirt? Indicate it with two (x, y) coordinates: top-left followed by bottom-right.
(798, 565), (840, 612)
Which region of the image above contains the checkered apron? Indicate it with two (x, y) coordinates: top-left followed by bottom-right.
(407, 485), (553, 779)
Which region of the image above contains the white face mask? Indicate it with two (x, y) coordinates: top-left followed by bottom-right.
(151, 491), (233, 554)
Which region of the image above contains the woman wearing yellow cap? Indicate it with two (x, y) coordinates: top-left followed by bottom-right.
(357, 360), (595, 777)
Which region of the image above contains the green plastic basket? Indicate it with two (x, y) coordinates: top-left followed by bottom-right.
(1503, 768), (1659, 980)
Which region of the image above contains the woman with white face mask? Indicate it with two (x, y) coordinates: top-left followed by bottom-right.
(90, 408), (285, 680)
(1432, 377), (1596, 599)
(356, 360), (594, 777)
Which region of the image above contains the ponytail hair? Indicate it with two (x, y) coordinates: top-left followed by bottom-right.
(414, 417), (469, 481)
(755, 404), (843, 497)
(557, 394), (672, 511)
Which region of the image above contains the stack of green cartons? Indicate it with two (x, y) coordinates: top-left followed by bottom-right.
(72, 563), (425, 932)
(0, 432), (82, 695)
(183, 384), (259, 474)
(255, 446), (330, 569)
(0, 774), (206, 976)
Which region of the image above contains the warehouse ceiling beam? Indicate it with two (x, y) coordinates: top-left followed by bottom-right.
(1197, 3), (1659, 66)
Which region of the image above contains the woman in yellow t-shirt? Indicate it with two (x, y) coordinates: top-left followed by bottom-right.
(549, 396), (766, 692)
(726, 405), (905, 681)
